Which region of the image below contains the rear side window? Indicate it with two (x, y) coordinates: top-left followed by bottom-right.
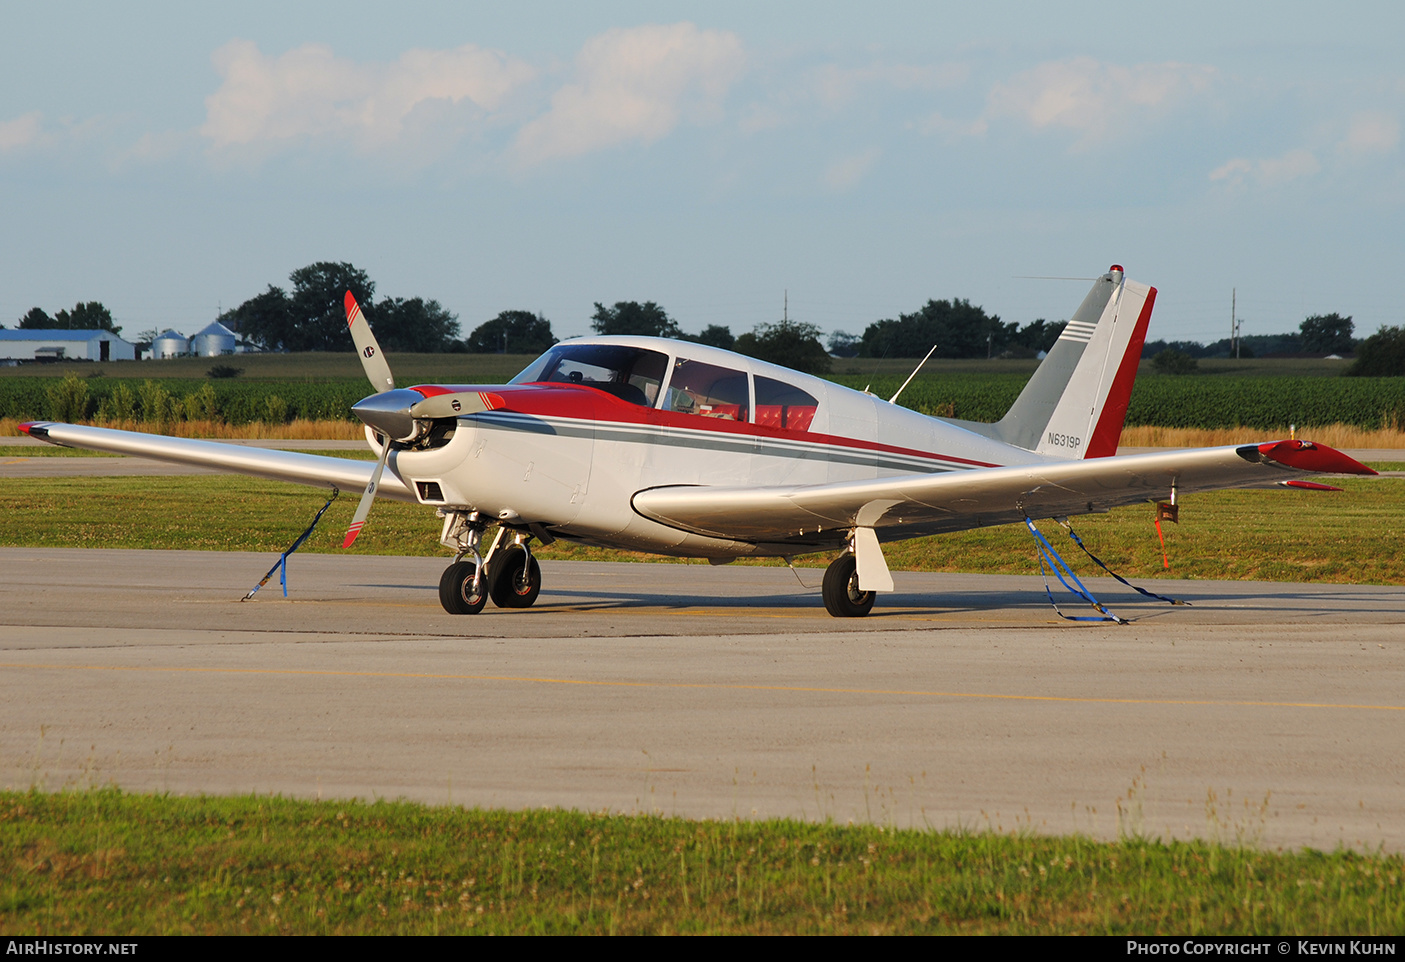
(662, 359), (749, 422)
(754, 376), (817, 432)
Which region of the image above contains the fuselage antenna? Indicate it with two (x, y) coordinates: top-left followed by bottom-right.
(888, 343), (939, 405)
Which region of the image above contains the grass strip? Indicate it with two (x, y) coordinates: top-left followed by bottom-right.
(2, 789), (1401, 935)
(1, 475), (1402, 584)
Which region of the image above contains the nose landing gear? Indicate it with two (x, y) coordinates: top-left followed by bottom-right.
(435, 510), (544, 615)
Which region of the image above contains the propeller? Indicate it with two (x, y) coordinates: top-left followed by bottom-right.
(342, 291), (396, 549)
(338, 292), (509, 548)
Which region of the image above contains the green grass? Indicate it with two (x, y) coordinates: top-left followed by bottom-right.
(0, 445), (121, 458)
(2, 789), (1400, 935)
(1, 475), (1401, 584)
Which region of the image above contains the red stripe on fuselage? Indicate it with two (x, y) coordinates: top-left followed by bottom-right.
(410, 382), (1002, 469)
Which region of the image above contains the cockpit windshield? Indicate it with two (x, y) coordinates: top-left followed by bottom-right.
(510, 343), (669, 407)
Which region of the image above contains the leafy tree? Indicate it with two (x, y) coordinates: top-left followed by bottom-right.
(1300, 313), (1354, 355)
(369, 297), (460, 353)
(1346, 326), (1405, 377)
(859, 298), (1012, 358)
(466, 310), (557, 354)
(287, 262), (376, 352)
(56, 302), (120, 335)
(695, 324), (734, 350)
(1152, 348), (1198, 374)
(218, 286), (293, 351)
(1008, 318), (1067, 355)
(20, 302), (120, 335)
(591, 301), (680, 338)
(735, 319), (831, 375)
(827, 330), (860, 358)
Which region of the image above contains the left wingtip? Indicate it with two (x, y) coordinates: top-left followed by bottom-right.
(1256, 440), (1377, 476)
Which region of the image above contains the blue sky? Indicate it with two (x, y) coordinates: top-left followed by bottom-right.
(2, 2), (1402, 346)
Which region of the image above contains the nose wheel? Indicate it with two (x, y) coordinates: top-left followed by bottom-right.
(436, 522), (543, 614)
(439, 561), (488, 614)
(488, 544), (542, 608)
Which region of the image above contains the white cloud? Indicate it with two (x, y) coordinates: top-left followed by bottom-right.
(200, 39), (535, 151)
(1210, 148), (1320, 186)
(822, 147), (881, 192)
(1339, 111), (1400, 156)
(910, 111), (987, 140)
(0, 112), (44, 152)
(987, 56), (1215, 146)
(809, 61), (968, 110)
(513, 23), (744, 166)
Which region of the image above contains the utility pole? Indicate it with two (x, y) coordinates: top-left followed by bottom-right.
(1231, 288), (1239, 359)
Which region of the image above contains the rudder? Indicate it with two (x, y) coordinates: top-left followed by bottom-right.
(993, 266), (1155, 459)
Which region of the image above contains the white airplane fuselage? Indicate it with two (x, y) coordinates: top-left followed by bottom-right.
(383, 336), (1051, 560)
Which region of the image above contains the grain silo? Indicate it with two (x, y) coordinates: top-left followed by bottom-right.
(152, 330), (189, 359)
(190, 321), (238, 357)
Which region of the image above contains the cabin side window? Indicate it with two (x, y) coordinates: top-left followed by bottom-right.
(662, 359), (750, 422)
(754, 376), (818, 432)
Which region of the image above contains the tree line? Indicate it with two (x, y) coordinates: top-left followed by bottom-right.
(18, 265), (1403, 377)
(1143, 312), (1405, 377)
(8, 303), (122, 335)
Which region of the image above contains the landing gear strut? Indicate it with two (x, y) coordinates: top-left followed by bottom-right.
(435, 510), (543, 614)
(822, 552), (875, 618)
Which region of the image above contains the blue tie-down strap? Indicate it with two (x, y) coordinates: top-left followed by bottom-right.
(1060, 523), (1189, 606)
(242, 488), (339, 601)
(1023, 518), (1127, 624)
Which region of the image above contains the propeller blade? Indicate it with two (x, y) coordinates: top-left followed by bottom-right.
(343, 441), (392, 548)
(344, 291), (395, 394)
(408, 390), (505, 420)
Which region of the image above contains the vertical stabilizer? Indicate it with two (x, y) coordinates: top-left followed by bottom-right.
(993, 266), (1155, 458)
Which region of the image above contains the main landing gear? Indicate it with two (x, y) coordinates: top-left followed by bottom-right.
(822, 552), (875, 618)
(435, 510), (544, 615)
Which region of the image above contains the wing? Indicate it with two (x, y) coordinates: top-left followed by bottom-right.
(631, 441), (1376, 543)
(17, 421), (415, 502)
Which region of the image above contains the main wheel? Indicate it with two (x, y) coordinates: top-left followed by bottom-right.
(439, 561), (487, 614)
(489, 545), (542, 608)
(822, 553), (875, 618)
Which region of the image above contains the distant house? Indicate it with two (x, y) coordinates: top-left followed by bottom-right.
(0, 329), (136, 363)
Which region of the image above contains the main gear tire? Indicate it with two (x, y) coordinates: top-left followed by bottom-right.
(822, 553), (875, 618)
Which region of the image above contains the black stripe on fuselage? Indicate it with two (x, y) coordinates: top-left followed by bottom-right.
(468, 412), (979, 476)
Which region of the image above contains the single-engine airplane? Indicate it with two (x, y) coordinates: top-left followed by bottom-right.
(18, 266), (1376, 617)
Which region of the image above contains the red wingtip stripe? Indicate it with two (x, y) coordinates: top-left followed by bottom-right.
(17, 421), (34, 436)
(1258, 440), (1377, 475)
